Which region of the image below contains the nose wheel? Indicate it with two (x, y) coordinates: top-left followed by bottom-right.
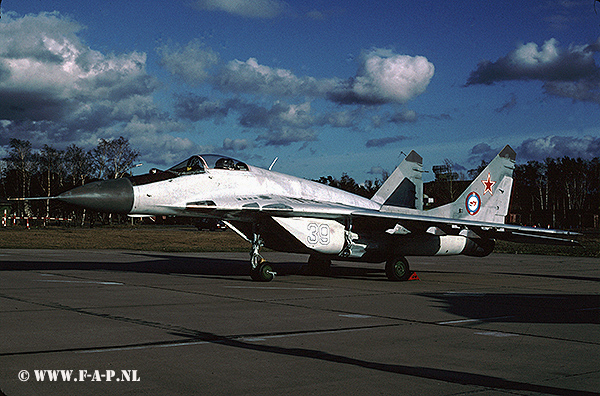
(250, 232), (275, 282)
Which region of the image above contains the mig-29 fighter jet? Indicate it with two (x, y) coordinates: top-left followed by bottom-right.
(22, 145), (579, 282)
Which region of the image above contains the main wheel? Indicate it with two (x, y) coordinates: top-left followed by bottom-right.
(251, 262), (275, 282)
(385, 256), (410, 281)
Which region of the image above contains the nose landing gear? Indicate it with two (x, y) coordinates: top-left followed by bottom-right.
(250, 232), (275, 282)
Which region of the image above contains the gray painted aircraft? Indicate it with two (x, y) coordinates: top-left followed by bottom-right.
(23, 145), (579, 281)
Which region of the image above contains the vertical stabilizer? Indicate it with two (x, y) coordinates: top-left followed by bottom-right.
(372, 150), (423, 211)
(427, 145), (516, 223)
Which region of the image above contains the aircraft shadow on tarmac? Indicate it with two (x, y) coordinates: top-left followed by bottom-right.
(1, 255), (598, 395)
(419, 292), (600, 325)
(0, 252), (384, 279)
(1, 252), (598, 325)
(162, 330), (598, 396)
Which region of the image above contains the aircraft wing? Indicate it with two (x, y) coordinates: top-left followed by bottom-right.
(165, 194), (358, 220)
(351, 209), (581, 246)
(168, 194), (579, 246)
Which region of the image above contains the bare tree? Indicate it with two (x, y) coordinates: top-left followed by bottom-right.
(5, 139), (36, 215)
(90, 137), (140, 179)
(38, 145), (66, 220)
(65, 144), (93, 186)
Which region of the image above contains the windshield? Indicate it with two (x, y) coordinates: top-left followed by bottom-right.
(167, 155), (205, 175)
(167, 155), (248, 175)
(200, 154), (249, 171)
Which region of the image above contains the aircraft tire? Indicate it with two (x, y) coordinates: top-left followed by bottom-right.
(251, 262), (275, 282)
(385, 256), (410, 281)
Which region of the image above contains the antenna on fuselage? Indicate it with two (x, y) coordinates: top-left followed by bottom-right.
(268, 157), (279, 171)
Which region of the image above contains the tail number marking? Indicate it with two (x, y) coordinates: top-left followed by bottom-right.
(307, 223), (330, 245)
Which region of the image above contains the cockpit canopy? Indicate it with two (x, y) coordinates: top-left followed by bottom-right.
(167, 154), (249, 175)
(130, 154), (249, 186)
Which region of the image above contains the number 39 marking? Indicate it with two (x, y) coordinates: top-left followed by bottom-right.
(307, 223), (330, 245)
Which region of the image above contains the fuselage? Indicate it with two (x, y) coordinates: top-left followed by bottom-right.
(130, 165), (381, 217)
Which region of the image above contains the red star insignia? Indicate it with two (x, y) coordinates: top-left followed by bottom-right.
(481, 172), (496, 195)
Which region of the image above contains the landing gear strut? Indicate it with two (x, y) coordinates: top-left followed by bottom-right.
(385, 256), (410, 281)
(250, 232), (275, 282)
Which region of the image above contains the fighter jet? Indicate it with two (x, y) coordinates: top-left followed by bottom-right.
(25, 145), (579, 281)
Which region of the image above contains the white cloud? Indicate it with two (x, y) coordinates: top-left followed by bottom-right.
(513, 38), (560, 66)
(256, 128), (317, 146)
(329, 49), (435, 105)
(517, 136), (600, 161)
(470, 136), (600, 163)
(215, 57), (336, 97)
(390, 109), (418, 123)
(157, 39), (219, 84)
(192, 0), (288, 18)
(0, 12), (193, 165)
(466, 37), (600, 105)
(366, 135), (409, 148)
(213, 50), (435, 106)
(223, 138), (252, 151)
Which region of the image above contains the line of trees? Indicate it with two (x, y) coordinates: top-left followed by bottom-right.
(1, 138), (598, 229)
(1, 137), (139, 219)
(512, 158), (600, 229)
(423, 157), (600, 228)
(317, 158), (600, 230)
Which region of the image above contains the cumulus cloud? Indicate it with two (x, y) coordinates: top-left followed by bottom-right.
(174, 94), (233, 122)
(157, 39), (219, 84)
(207, 49), (435, 106)
(222, 138), (252, 151)
(214, 57), (336, 97)
(329, 49), (435, 105)
(161, 43), (435, 108)
(192, 0), (288, 19)
(174, 93), (369, 146)
(469, 136), (600, 164)
(174, 93), (322, 146)
(256, 128), (317, 146)
(317, 108), (363, 129)
(366, 135), (409, 148)
(466, 38), (600, 105)
(469, 142), (499, 163)
(0, 13), (159, 124)
(389, 109), (418, 123)
(517, 136), (600, 161)
(126, 123), (198, 166)
(495, 93), (517, 113)
(0, 12), (194, 165)
(542, 79), (600, 104)
(239, 101), (314, 132)
(467, 38), (597, 84)
(367, 166), (387, 176)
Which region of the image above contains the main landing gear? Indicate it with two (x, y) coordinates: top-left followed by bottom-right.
(385, 256), (411, 281)
(250, 232), (275, 282)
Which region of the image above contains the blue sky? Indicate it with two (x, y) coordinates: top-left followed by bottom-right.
(0, 0), (599, 182)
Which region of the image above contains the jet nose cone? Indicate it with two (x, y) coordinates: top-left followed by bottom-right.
(58, 178), (134, 214)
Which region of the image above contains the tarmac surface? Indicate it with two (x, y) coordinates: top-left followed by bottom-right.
(0, 249), (598, 396)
